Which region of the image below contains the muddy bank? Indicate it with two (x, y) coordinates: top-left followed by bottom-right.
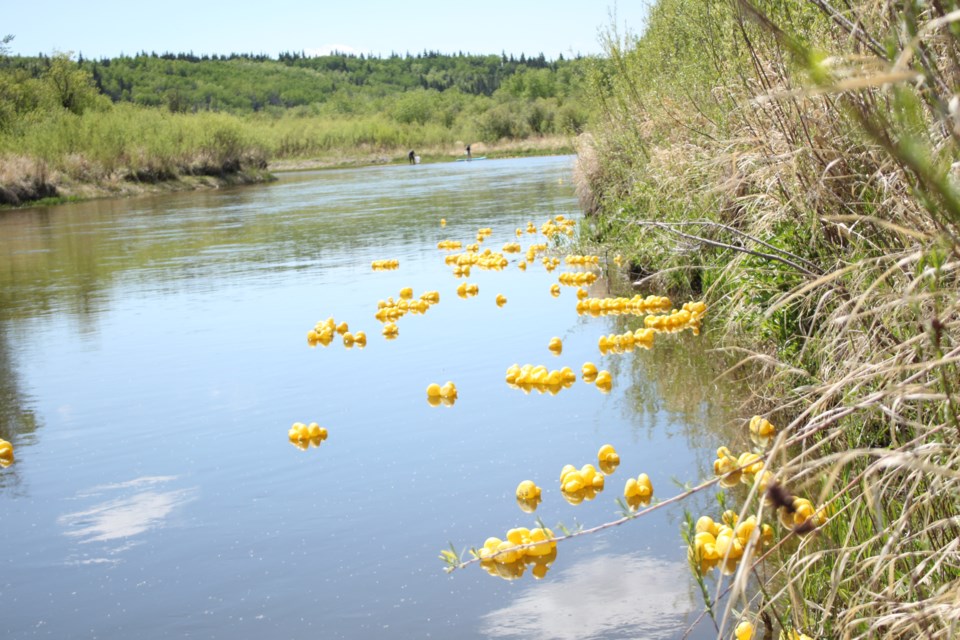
(0, 168), (275, 209)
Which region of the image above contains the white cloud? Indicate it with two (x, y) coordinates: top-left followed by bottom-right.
(481, 553), (699, 640)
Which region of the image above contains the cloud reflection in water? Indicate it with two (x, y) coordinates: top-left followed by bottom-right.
(481, 553), (696, 640)
(59, 476), (195, 548)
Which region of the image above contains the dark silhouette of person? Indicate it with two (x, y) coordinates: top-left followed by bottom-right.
(408, 150), (416, 165)
(466, 144), (472, 160)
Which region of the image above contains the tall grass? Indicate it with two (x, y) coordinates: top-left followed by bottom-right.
(579, 0), (960, 637)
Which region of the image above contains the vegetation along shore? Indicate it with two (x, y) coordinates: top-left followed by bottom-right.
(0, 40), (589, 206)
(568, 0), (960, 637)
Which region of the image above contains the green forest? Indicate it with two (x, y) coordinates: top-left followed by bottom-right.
(0, 41), (592, 205)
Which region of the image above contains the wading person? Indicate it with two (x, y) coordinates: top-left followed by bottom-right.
(408, 150), (416, 165)
(466, 144), (472, 160)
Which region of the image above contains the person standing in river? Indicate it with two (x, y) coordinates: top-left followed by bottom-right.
(408, 150), (416, 165)
(466, 144), (472, 160)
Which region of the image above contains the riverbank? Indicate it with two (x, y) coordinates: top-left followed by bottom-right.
(0, 161), (275, 209)
(1, 134), (573, 209)
(580, 2), (960, 638)
(267, 135), (574, 172)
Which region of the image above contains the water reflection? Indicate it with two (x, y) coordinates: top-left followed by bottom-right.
(481, 554), (697, 640)
(59, 476), (195, 550)
(0, 325), (39, 489)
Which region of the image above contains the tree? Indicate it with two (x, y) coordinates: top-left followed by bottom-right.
(44, 53), (107, 114)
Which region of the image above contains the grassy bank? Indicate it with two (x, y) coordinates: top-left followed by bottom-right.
(0, 49), (590, 206)
(579, 1), (960, 637)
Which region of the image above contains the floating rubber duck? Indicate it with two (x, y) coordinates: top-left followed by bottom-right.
(594, 370), (612, 392)
(0, 438), (14, 467)
(547, 337), (562, 354)
(735, 621), (756, 640)
(597, 444), (620, 467)
(440, 218), (446, 227)
(550, 284), (561, 297)
(516, 480), (541, 501)
(496, 294), (507, 307)
(515, 480), (542, 511)
(581, 362), (598, 382)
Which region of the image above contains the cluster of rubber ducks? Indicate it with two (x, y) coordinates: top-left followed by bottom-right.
(643, 301), (708, 334)
(597, 328), (656, 354)
(749, 414), (777, 447)
(514, 444), (622, 515)
(287, 422), (328, 450)
(476, 227), (493, 242)
(426, 381), (458, 407)
(541, 256), (561, 272)
(541, 215), (576, 239)
(437, 239), (462, 250)
(580, 362), (612, 391)
(558, 271), (597, 286)
(690, 511), (775, 576)
(445, 250), (509, 273)
(525, 243), (548, 263)
(502, 242), (522, 253)
(474, 526), (558, 580)
(713, 446), (772, 490)
(565, 254), (600, 265)
(374, 290), (441, 322)
(0, 438), (14, 467)
(576, 294), (673, 316)
(559, 462), (607, 505)
(370, 259), (399, 270)
(307, 317), (368, 348)
(623, 473), (654, 510)
(504, 364), (577, 394)
(778, 496), (827, 531)
(456, 282), (480, 298)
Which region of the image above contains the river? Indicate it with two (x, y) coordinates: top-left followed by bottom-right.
(0, 155), (739, 639)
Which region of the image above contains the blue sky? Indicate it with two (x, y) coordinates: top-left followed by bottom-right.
(5, 1), (649, 60)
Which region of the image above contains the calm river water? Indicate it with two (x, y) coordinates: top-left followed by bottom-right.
(1, 156), (740, 639)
